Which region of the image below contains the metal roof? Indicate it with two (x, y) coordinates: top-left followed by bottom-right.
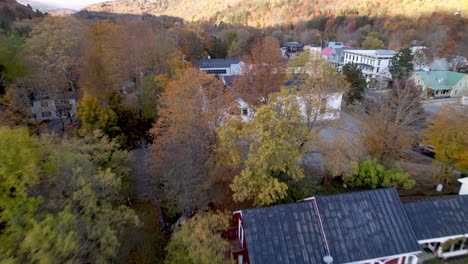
(242, 202), (327, 264)
(403, 195), (468, 240)
(194, 58), (241, 69)
(413, 71), (466, 90)
(240, 188), (421, 264)
(376, 49), (398, 55)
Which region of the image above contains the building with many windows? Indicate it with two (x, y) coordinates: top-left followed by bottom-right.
(343, 49), (397, 79)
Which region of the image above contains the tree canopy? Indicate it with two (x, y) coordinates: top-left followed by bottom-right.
(217, 89), (315, 206)
(0, 127), (137, 263)
(423, 103), (468, 184)
(165, 212), (231, 264)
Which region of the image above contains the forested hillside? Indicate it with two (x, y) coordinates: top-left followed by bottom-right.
(85, 0), (467, 56)
(86, 0), (466, 26)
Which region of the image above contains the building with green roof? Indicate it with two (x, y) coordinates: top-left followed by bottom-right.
(410, 71), (468, 98)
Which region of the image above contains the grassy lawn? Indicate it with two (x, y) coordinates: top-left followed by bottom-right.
(117, 202), (168, 264)
(424, 256), (468, 264)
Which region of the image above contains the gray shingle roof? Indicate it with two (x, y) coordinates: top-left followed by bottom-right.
(315, 188), (421, 263)
(403, 195), (468, 240)
(240, 188), (421, 264)
(242, 202), (327, 264)
(194, 58), (241, 68)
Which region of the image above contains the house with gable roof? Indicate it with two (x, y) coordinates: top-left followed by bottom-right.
(229, 187), (468, 264)
(404, 195), (468, 259)
(410, 71), (468, 98)
(193, 58), (243, 77)
(232, 188), (421, 264)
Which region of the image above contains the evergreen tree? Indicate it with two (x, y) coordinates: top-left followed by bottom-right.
(390, 48), (414, 79)
(342, 63), (366, 105)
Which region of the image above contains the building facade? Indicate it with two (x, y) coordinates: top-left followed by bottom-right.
(343, 49), (397, 79)
(410, 71), (468, 98)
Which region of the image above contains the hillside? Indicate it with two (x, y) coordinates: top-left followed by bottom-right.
(86, 0), (467, 27)
(0, 0), (45, 30)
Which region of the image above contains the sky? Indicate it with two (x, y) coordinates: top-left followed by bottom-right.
(19, 0), (114, 10)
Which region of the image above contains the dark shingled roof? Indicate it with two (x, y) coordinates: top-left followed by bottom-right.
(194, 58), (240, 69)
(403, 195), (468, 240)
(315, 188), (421, 263)
(240, 188), (421, 264)
(242, 202), (327, 264)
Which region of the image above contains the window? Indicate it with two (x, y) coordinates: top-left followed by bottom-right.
(320, 98), (327, 114)
(42, 112), (52, 117)
(41, 101), (49, 107)
(241, 108), (248, 116)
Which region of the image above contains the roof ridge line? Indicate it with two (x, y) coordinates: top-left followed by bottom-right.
(309, 197), (331, 258)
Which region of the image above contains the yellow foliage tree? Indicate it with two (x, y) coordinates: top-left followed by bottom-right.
(423, 103), (468, 184)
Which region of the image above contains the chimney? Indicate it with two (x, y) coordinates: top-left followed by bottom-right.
(458, 178), (468, 195)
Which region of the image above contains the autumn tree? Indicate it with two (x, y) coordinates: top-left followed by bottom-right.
(423, 103), (468, 184)
(233, 36), (286, 108)
(76, 95), (120, 138)
(321, 135), (365, 180)
(216, 89), (315, 206)
(26, 16), (87, 100)
(390, 48), (413, 79)
(287, 50), (349, 132)
(362, 79), (425, 162)
(165, 212), (231, 264)
(151, 68), (234, 213)
(0, 127), (137, 263)
(342, 63), (366, 105)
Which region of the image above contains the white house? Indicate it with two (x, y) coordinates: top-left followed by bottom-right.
(343, 49), (397, 79)
(31, 98), (77, 121)
(234, 93), (343, 123)
(194, 58), (243, 77)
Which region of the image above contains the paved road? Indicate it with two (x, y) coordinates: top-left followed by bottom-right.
(422, 97), (467, 116)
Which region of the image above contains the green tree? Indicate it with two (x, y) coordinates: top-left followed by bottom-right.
(361, 36), (384, 49)
(0, 34), (27, 95)
(0, 127), (137, 263)
(342, 63), (366, 105)
(390, 48), (414, 79)
(345, 158), (415, 190)
(217, 90), (314, 206)
(0, 127), (42, 262)
(165, 212), (232, 264)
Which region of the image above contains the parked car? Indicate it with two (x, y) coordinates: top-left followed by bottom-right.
(412, 143), (435, 158)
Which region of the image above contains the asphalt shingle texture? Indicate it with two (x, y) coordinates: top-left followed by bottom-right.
(403, 195), (468, 240)
(314, 188), (421, 263)
(242, 202), (327, 264)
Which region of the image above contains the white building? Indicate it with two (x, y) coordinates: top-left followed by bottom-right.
(235, 93), (343, 123)
(343, 49), (397, 79)
(31, 98), (77, 121)
(194, 58), (243, 77)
